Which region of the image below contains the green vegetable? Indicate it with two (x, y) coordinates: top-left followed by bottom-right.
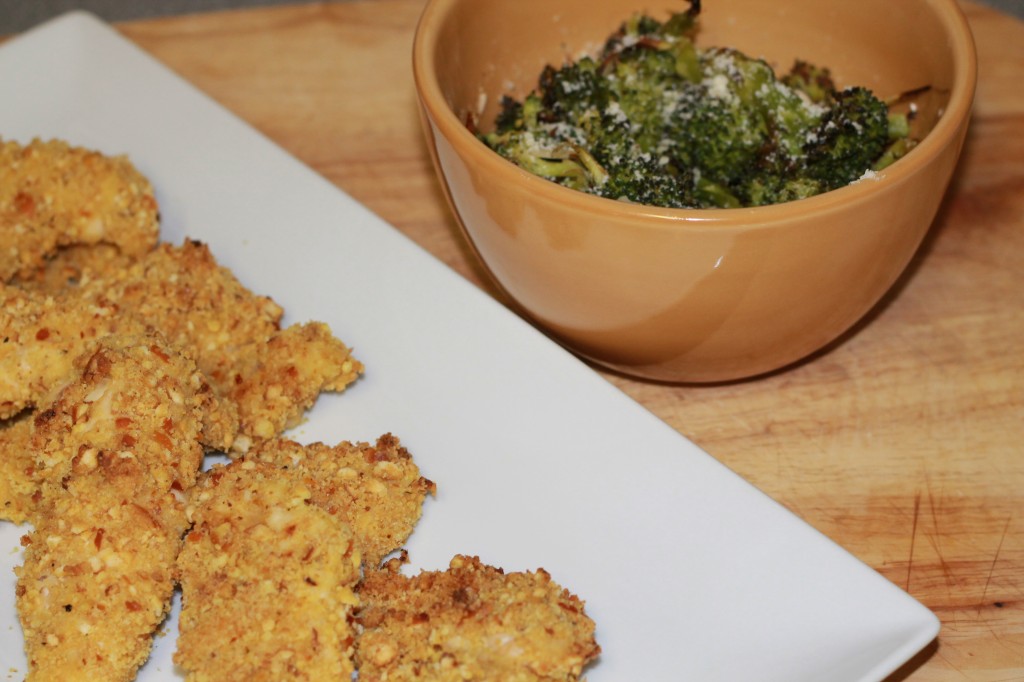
(478, 1), (917, 208)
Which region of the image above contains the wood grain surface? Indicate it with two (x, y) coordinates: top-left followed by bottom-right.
(90, 1), (1024, 678)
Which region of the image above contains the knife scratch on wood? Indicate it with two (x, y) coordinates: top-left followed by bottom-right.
(907, 491), (921, 593)
(978, 514), (1013, 612)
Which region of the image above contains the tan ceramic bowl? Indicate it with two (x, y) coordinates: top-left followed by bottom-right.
(413, 0), (976, 382)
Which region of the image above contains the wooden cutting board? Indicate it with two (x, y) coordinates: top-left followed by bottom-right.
(15, 1), (1024, 678)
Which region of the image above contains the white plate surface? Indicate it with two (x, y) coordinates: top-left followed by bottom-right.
(0, 11), (939, 681)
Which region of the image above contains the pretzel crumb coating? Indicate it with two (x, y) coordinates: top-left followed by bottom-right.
(71, 240), (285, 379)
(225, 322), (363, 451)
(1, 240), (359, 447)
(0, 414), (37, 524)
(14, 336), (219, 681)
(0, 138), (159, 282)
(249, 434), (435, 567)
(0, 283), (147, 420)
(356, 555), (601, 682)
(16, 473), (182, 682)
(28, 334), (231, 498)
(10, 242), (135, 294)
(30, 239), (364, 449)
(176, 459), (361, 681)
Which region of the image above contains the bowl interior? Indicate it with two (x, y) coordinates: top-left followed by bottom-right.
(423, 0), (968, 158)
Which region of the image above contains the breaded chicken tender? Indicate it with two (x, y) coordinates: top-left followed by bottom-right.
(15, 336), (232, 681)
(356, 555), (600, 682)
(17, 466), (183, 682)
(176, 459), (361, 682)
(29, 335), (235, 495)
(2, 241), (361, 447)
(225, 322), (362, 451)
(0, 285), (238, 521)
(0, 283), (146, 420)
(59, 240), (363, 449)
(0, 138), (159, 282)
(250, 434), (435, 567)
(0, 414), (36, 523)
(72, 240), (285, 380)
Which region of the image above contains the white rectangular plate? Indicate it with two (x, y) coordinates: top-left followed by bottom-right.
(0, 11), (939, 681)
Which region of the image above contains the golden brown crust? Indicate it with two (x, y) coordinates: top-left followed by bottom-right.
(0, 300), (238, 521)
(1, 241), (361, 446)
(0, 414), (37, 524)
(15, 336), (216, 681)
(220, 322), (363, 452)
(28, 335), (229, 501)
(175, 459), (361, 681)
(0, 138), (159, 282)
(11, 242), (136, 294)
(249, 434), (435, 567)
(78, 242), (363, 449)
(72, 240), (285, 378)
(0, 283), (147, 420)
(17, 474), (182, 682)
(356, 555), (601, 682)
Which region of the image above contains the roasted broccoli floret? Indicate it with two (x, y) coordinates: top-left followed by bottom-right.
(781, 60), (837, 104)
(482, 64), (610, 192)
(803, 87), (890, 189)
(673, 48), (794, 205)
(597, 152), (697, 208)
(476, 1), (915, 209)
(538, 58), (609, 127)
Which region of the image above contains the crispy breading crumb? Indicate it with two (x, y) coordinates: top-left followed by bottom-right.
(15, 336), (217, 681)
(0, 138), (159, 282)
(356, 555), (601, 681)
(71, 240), (286, 381)
(29, 335), (229, 499)
(0, 284), (239, 518)
(249, 434), (435, 567)
(10, 242), (135, 294)
(1, 240), (363, 446)
(1, 239), (360, 449)
(17, 479), (182, 682)
(0, 283), (147, 420)
(176, 459), (361, 681)
(0, 415), (37, 524)
(223, 322), (363, 449)
(97, 242), (364, 447)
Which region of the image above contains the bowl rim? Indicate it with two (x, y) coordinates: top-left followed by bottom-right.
(412, 0), (978, 230)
